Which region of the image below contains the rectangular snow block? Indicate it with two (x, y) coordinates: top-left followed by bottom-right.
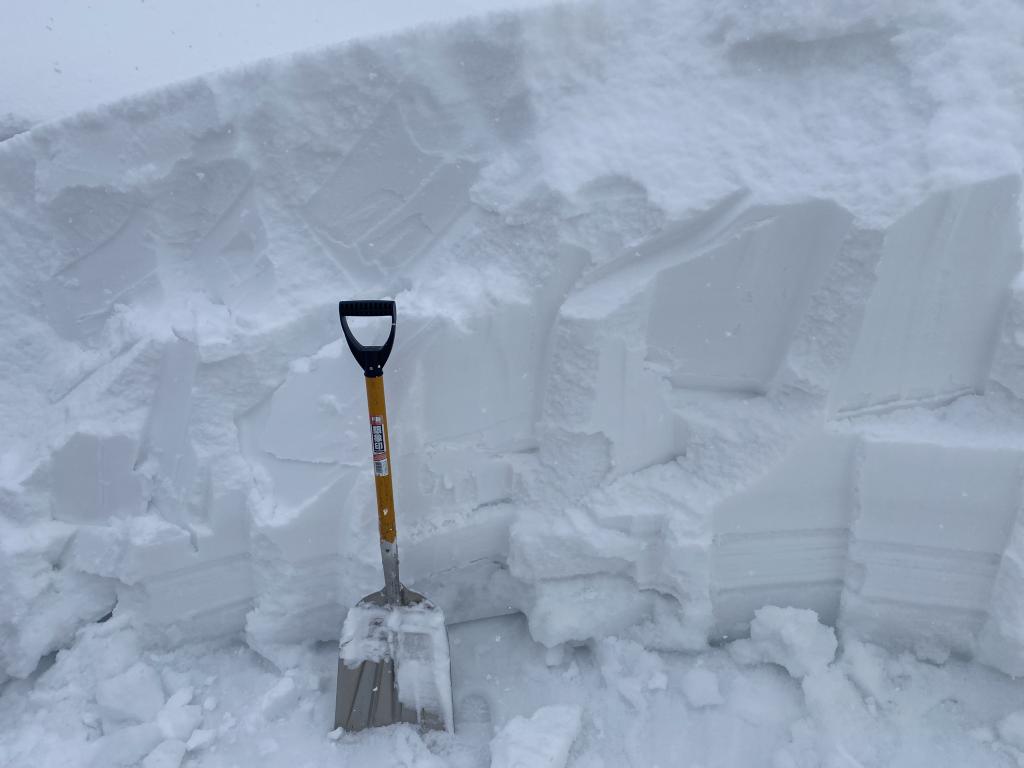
(855, 439), (1021, 555)
(646, 201), (850, 391)
(50, 433), (145, 525)
(833, 175), (1022, 414)
(840, 437), (1024, 653)
(41, 215), (161, 341)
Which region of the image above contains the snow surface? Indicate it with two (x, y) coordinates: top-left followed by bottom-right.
(2, 0), (1024, 765)
(0, 0), (560, 126)
(5, 614), (1024, 767)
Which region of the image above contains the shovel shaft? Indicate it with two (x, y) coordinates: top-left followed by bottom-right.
(364, 374), (401, 602)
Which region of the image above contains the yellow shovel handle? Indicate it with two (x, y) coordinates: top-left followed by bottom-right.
(364, 374), (396, 543)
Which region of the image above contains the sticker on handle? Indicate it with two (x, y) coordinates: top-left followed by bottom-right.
(370, 416), (389, 476)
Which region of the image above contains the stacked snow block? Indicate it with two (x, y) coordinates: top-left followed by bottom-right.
(842, 437), (1023, 659)
(832, 177), (1024, 660)
(1, 2), (1023, 683)
(831, 177), (1022, 416)
(712, 433), (857, 639)
(520, 198), (856, 649)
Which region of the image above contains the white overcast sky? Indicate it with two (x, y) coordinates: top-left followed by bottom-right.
(1, 0), (555, 124)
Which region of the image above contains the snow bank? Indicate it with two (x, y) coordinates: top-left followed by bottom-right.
(0, 0), (1023, 685)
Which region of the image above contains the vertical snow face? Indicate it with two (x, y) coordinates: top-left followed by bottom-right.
(712, 433), (858, 638)
(832, 176), (1022, 416)
(1, 0), (1024, 680)
(842, 438), (1024, 658)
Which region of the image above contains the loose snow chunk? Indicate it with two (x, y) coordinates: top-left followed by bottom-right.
(185, 728), (217, 752)
(997, 711), (1024, 750)
(593, 637), (667, 710)
(156, 701), (202, 740)
(96, 662), (166, 725)
(142, 740), (187, 768)
(839, 640), (891, 702)
(682, 667), (723, 708)
(260, 676), (298, 721)
(490, 705), (583, 768)
(729, 606), (837, 679)
(88, 723), (163, 768)
(340, 601), (454, 732)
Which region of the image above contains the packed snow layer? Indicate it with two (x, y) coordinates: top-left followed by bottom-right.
(1, 0), (1024, 692)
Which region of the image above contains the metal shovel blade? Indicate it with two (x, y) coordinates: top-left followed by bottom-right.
(334, 587), (452, 733)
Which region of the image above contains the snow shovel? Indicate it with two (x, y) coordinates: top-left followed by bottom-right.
(334, 300), (453, 733)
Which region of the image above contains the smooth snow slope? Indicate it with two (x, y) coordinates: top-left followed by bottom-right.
(1, 0), (1023, 699)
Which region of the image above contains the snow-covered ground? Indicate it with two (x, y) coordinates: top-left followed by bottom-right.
(2, 0), (1024, 766)
(9, 611), (1024, 768)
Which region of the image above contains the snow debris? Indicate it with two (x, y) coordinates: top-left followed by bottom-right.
(141, 740), (187, 768)
(259, 676), (299, 721)
(771, 664), (893, 768)
(970, 725), (996, 743)
(165, 687), (193, 707)
(544, 645), (566, 667)
(997, 711), (1024, 750)
(729, 607), (837, 679)
(682, 667), (723, 709)
(489, 705), (582, 768)
(838, 640), (892, 703)
(593, 636), (668, 709)
(88, 723), (163, 768)
(257, 737), (279, 755)
(185, 728), (216, 752)
(95, 662), (166, 726)
(156, 698), (202, 741)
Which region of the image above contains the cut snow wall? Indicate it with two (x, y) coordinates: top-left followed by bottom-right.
(1, 0), (1024, 678)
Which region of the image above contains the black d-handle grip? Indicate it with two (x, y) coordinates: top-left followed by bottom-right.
(338, 300), (396, 377)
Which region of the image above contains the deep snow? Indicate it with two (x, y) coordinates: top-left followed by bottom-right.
(2, 0), (1024, 766)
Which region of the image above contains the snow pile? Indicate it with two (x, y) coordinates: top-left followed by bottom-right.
(0, 0), (1023, 712)
(0, 616), (212, 768)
